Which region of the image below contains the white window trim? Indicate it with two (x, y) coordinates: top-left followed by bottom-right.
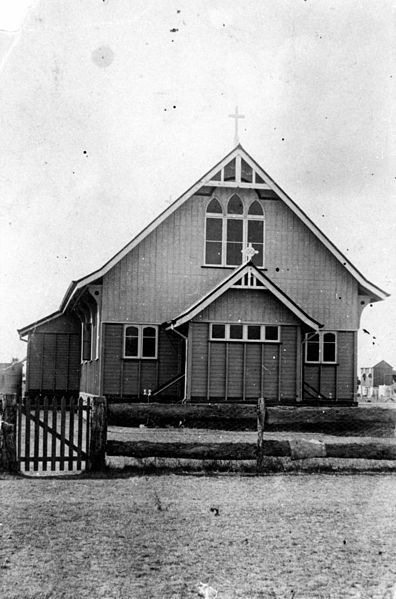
(204, 195), (265, 268)
(209, 323), (280, 343)
(123, 324), (159, 359)
(305, 331), (337, 364)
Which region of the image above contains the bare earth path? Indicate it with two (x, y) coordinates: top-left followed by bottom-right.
(1, 474), (396, 598)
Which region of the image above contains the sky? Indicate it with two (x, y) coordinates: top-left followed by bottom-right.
(0, 0), (395, 370)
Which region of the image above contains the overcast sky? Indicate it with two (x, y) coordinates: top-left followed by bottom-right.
(0, 0), (395, 370)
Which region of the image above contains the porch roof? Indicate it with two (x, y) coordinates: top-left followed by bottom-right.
(164, 261), (323, 331)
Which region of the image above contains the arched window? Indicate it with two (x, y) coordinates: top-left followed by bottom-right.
(247, 201), (264, 266)
(322, 332), (336, 363)
(124, 325), (158, 359)
(205, 198), (223, 265)
(124, 325), (139, 357)
(305, 332), (337, 363)
(226, 195), (244, 265)
(205, 195), (265, 267)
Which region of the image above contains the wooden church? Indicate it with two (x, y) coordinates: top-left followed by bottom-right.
(19, 136), (388, 404)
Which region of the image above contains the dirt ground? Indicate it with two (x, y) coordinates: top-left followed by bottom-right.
(1, 473), (396, 599)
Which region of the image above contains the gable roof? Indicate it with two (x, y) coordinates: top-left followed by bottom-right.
(18, 310), (63, 338)
(164, 261), (323, 330)
(58, 144), (388, 312)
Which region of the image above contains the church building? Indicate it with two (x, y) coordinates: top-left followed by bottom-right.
(19, 137), (388, 404)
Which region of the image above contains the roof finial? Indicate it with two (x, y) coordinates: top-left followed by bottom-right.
(228, 106), (245, 146)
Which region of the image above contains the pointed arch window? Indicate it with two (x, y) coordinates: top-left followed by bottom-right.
(205, 198), (223, 265)
(205, 195), (265, 267)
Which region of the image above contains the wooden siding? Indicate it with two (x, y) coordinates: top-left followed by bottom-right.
(195, 289), (300, 324)
(80, 360), (100, 395)
(303, 331), (355, 401)
(102, 187), (360, 330)
(337, 331), (355, 400)
(190, 323), (208, 399)
(25, 314), (80, 395)
(190, 322), (298, 401)
(26, 332), (80, 394)
(102, 324), (183, 399)
(280, 326), (297, 399)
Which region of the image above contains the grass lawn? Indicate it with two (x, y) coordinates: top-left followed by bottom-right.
(1, 473), (396, 598)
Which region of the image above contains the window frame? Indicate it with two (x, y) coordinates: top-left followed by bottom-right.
(81, 320), (93, 363)
(123, 324), (159, 359)
(305, 331), (337, 364)
(209, 323), (280, 343)
(204, 195), (265, 268)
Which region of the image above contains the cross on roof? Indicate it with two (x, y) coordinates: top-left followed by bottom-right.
(241, 243), (258, 263)
(228, 106), (245, 146)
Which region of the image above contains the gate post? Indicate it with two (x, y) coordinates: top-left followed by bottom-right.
(0, 394), (18, 473)
(256, 397), (266, 474)
(88, 396), (107, 472)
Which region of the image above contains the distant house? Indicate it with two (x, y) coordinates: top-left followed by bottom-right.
(360, 360), (396, 400)
(18, 144), (388, 404)
(0, 359), (23, 397)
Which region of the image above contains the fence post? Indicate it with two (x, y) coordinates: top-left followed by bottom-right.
(0, 394), (18, 473)
(256, 397), (266, 474)
(88, 396), (107, 472)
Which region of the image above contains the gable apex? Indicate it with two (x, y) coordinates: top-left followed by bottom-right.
(58, 144), (388, 312)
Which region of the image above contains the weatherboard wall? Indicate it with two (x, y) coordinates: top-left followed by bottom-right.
(189, 321), (298, 401)
(102, 324), (183, 400)
(303, 331), (355, 401)
(101, 187), (360, 330)
(25, 314), (80, 396)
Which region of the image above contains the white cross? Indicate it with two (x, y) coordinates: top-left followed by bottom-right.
(241, 242), (258, 263)
(228, 106), (245, 146)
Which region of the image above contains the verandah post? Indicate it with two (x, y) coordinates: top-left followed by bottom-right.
(88, 396), (107, 472)
(0, 394), (18, 473)
(256, 397), (266, 474)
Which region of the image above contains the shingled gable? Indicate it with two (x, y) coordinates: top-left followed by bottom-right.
(165, 261), (323, 331)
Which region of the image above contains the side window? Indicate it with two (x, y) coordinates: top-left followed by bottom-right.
(142, 326), (157, 358)
(124, 325), (158, 359)
(82, 321), (92, 361)
(322, 332), (336, 363)
(305, 332), (337, 364)
(124, 325), (139, 358)
(306, 333), (320, 363)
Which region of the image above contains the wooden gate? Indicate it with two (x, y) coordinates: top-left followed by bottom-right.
(16, 397), (91, 473)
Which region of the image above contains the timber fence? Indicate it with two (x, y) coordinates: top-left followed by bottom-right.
(2, 394), (396, 474)
(0, 394), (106, 474)
(107, 399), (396, 473)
